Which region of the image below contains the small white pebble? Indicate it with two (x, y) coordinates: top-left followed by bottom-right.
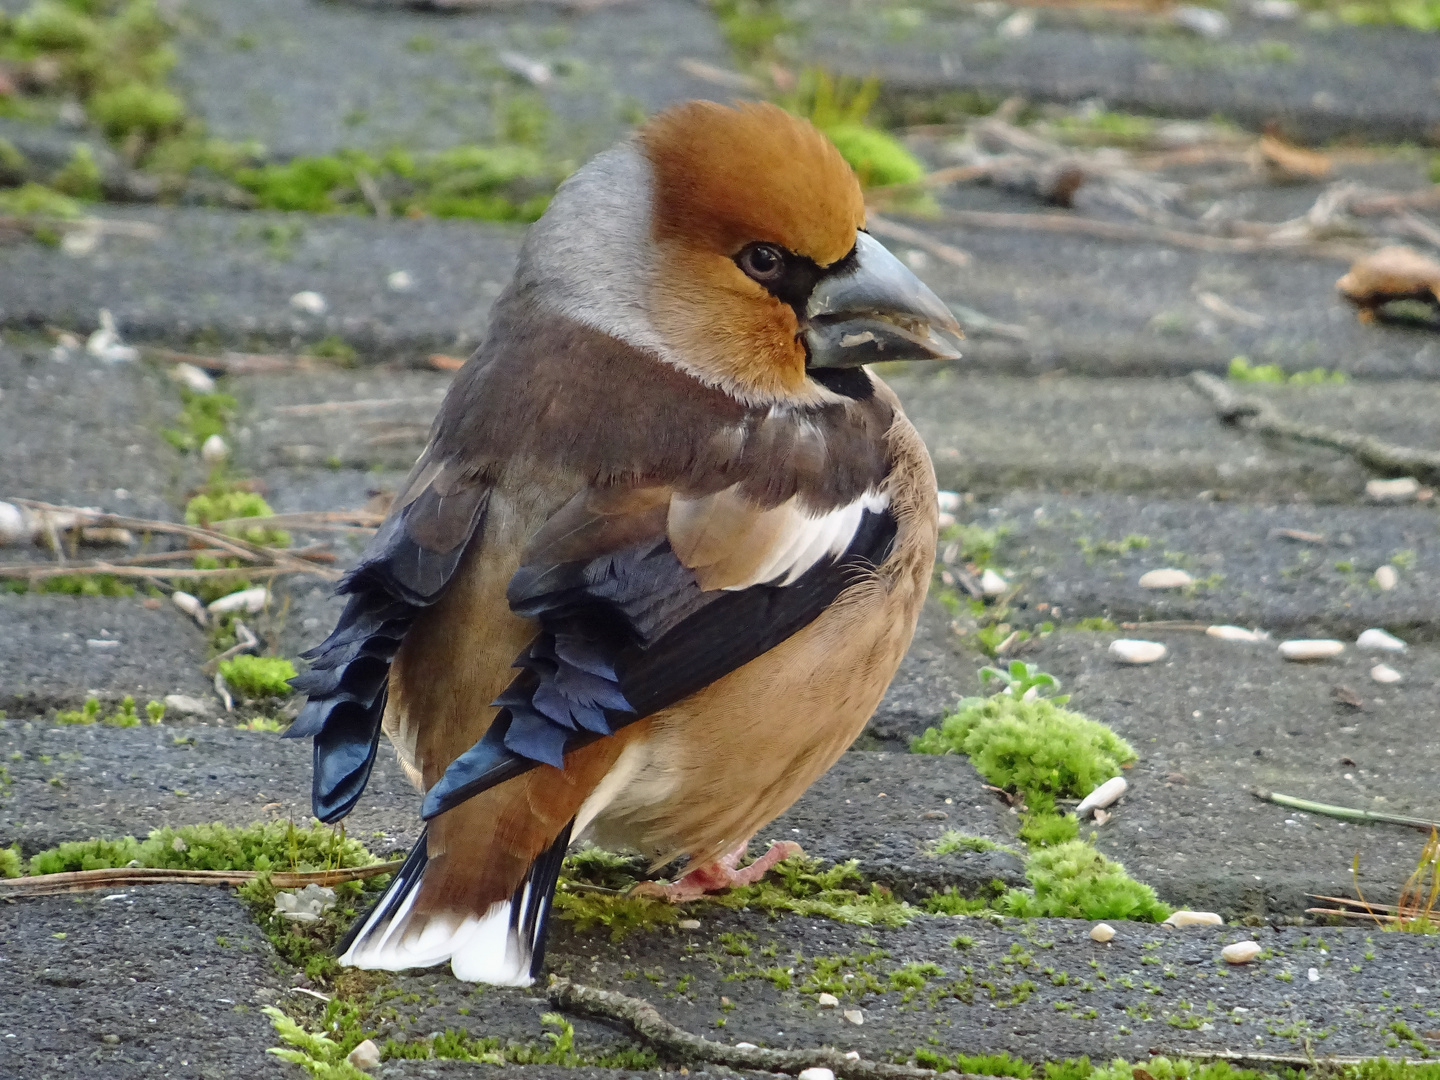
(1307, 967), (1320, 982)
(1089, 923), (1116, 943)
(200, 433), (229, 466)
(1174, 5), (1231, 37)
(0, 501), (31, 546)
(163, 694), (211, 717)
(1365, 477), (1420, 502)
(1356, 628), (1406, 652)
(1279, 639), (1344, 661)
(1164, 910), (1224, 927)
(816, 992), (839, 1009)
(86, 638), (120, 649)
(799, 1069), (835, 1080)
(734, 1043), (758, 1051)
(936, 490), (961, 513)
(86, 309), (139, 363)
(1374, 565), (1398, 591)
(980, 568), (1008, 596)
(171, 590), (207, 626)
(842, 1009), (864, 1025)
(1077, 776), (1127, 818)
(937, 511), (956, 530)
(1109, 639), (1166, 664)
(1222, 941), (1262, 965)
(207, 586), (269, 615)
(169, 362), (216, 394)
(1370, 663), (1402, 685)
(998, 9), (1035, 37)
(677, 919), (700, 930)
(386, 270), (414, 292)
(347, 1038), (381, 1070)
(1250, 0), (1299, 18)
(1206, 625), (1266, 642)
(1139, 568), (1192, 589)
(290, 290), (327, 315)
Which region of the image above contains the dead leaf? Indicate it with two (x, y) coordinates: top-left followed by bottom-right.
(1337, 245), (1440, 318)
(427, 353), (465, 371)
(1332, 685), (1365, 710)
(1257, 135), (1331, 181)
(1093, 808), (1111, 825)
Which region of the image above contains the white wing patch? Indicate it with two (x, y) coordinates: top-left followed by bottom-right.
(668, 486), (889, 592)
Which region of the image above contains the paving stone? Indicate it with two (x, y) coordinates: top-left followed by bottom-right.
(887, 372), (1433, 500)
(175, 0), (734, 160)
(959, 492), (1440, 638)
(0, 886), (289, 1080)
(800, 3), (1440, 143)
(0, 339), (182, 520)
(553, 913), (1437, 1063)
(0, 208), (522, 361)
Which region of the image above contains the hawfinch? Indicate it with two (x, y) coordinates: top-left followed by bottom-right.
(288, 101), (962, 985)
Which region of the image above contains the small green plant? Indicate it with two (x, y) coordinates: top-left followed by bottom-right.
(55, 695), (159, 727)
(184, 488), (289, 546)
(784, 69), (925, 189)
(1228, 356), (1347, 385)
(219, 656), (298, 699)
(0, 844), (21, 878)
(927, 831), (1018, 857)
(236, 715), (286, 732)
(307, 335), (357, 367)
(1002, 841), (1171, 922)
(264, 1006), (369, 1079)
(978, 660), (1067, 703)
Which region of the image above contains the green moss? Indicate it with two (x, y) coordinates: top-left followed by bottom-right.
(56, 694), (158, 726)
(308, 335), (356, 366)
(1047, 111), (1157, 147)
(50, 143), (103, 199)
(916, 1049), (1034, 1077)
(1000, 841), (1170, 922)
(184, 488), (289, 546)
(0, 137), (27, 177)
(29, 819), (373, 876)
(553, 888), (681, 941)
(219, 655), (297, 698)
(913, 695), (1135, 817)
(88, 80), (184, 140)
(163, 388), (236, 452)
(714, 854), (915, 927)
(236, 714), (286, 732)
(822, 122), (924, 187)
(711, 0), (795, 63)
(12, 1), (99, 51)
(0, 844), (22, 878)
(1229, 356), (1347, 385)
(1332, 0), (1440, 30)
(1018, 812), (1079, 848)
(264, 1006), (370, 1079)
(0, 181), (83, 218)
(927, 831), (1018, 857)
(23, 573), (134, 597)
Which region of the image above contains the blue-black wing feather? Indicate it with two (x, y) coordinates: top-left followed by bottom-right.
(287, 483), (489, 823)
(422, 507), (897, 819)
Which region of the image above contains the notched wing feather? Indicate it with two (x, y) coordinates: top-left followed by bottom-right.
(287, 462), (489, 822)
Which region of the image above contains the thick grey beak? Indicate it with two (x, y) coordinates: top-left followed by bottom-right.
(803, 231), (964, 369)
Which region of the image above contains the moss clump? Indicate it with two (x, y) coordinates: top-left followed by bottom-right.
(0, 844), (22, 878)
(55, 695), (160, 726)
(184, 488), (289, 546)
(1228, 356), (1347, 385)
(915, 1049), (1033, 1077)
(822, 121), (924, 187)
(264, 1006), (370, 1080)
(0, 181), (83, 218)
(714, 855), (914, 927)
(88, 81), (184, 140)
(26, 573), (134, 597)
(163, 388), (236, 452)
(50, 144), (103, 199)
(307, 335), (356, 367)
(999, 841), (1170, 922)
(219, 655), (297, 698)
(30, 819), (375, 876)
(927, 831), (1018, 857)
(913, 695), (1135, 817)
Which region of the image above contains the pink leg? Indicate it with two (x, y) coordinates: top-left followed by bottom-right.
(632, 840), (803, 903)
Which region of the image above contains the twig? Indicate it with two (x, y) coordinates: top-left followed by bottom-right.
(1308, 893), (1403, 913)
(272, 396), (443, 416)
(1119, 621), (1210, 632)
(1306, 907), (1404, 922)
(354, 169), (390, 221)
(0, 860), (403, 898)
(866, 213), (971, 268)
(1349, 186), (1440, 217)
(1190, 372), (1440, 485)
(935, 209), (1369, 261)
(1253, 789), (1440, 832)
(208, 510), (383, 532)
(548, 977), (993, 1080)
(0, 562), (323, 583)
(205, 620), (260, 674)
(1155, 1050), (1370, 1069)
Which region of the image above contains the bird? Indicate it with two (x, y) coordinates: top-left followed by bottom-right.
(286, 99), (963, 987)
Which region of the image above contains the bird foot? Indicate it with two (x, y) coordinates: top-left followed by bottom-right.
(631, 840), (803, 904)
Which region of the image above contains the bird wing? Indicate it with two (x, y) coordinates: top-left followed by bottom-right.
(284, 448), (490, 822)
(420, 478), (897, 820)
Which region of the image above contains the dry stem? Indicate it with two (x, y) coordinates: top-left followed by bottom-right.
(0, 860), (403, 898)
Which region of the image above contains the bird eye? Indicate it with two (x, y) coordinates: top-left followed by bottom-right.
(738, 243), (785, 284)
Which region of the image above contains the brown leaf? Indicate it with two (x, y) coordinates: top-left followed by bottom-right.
(1337, 245), (1440, 312)
(1332, 685), (1365, 710)
(1257, 135), (1331, 180)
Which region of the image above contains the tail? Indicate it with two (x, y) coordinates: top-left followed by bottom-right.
(338, 821), (574, 986)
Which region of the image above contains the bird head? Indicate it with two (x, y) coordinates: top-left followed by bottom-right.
(519, 100), (962, 408)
